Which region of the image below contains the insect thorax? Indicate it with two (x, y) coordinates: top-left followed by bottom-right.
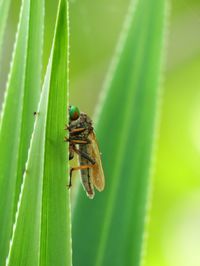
(69, 113), (93, 139)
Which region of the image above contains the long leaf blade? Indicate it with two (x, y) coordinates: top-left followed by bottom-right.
(0, 0), (44, 263)
(6, 0), (71, 265)
(72, 0), (167, 265)
(0, 0), (11, 58)
(40, 0), (71, 264)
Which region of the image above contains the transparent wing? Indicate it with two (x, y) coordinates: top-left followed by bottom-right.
(88, 131), (105, 191)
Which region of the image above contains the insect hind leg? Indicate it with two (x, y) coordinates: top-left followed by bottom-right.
(73, 146), (96, 165)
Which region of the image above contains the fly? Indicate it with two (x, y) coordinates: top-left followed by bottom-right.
(65, 105), (105, 199)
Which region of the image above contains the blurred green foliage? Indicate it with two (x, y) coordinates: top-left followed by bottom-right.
(72, 0), (167, 265)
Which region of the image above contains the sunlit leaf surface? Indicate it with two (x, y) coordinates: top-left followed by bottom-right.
(6, 0), (71, 265)
(0, 0), (44, 263)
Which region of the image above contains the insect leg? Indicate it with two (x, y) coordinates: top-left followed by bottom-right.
(69, 144), (74, 160)
(64, 137), (90, 145)
(70, 127), (86, 134)
(73, 146), (96, 165)
(65, 126), (86, 134)
(68, 164), (94, 188)
(71, 139), (90, 144)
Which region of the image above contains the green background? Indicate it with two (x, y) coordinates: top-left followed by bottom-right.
(0, 1), (200, 265)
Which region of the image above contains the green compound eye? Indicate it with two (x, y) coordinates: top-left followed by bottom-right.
(69, 105), (80, 120)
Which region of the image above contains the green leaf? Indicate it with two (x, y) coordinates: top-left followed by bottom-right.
(0, 0), (44, 263)
(5, 0), (71, 265)
(72, 0), (168, 266)
(0, 0), (11, 57)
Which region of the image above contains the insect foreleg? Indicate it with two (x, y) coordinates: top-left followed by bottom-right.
(64, 137), (91, 145)
(65, 126), (86, 134)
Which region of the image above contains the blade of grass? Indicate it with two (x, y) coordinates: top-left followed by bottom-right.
(0, 0), (44, 264)
(72, 0), (167, 266)
(6, 0), (71, 265)
(0, 0), (12, 59)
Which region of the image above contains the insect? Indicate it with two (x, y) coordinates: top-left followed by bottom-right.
(65, 105), (105, 199)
